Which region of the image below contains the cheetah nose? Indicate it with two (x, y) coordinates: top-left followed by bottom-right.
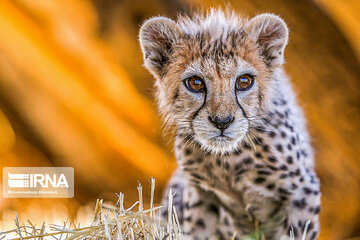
(208, 115), (234, 130)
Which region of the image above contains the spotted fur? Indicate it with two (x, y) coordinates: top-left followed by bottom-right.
(140, 9), (320, 240)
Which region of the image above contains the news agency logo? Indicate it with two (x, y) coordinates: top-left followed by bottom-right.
(3, 167), (74, 198)
(8, 172), (69, 188)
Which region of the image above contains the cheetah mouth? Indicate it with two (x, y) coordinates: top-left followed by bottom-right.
(193, 126), (248, 154)
(209, 135), (236, 146)
(199, 135), (240, 154)
(210, 135), (233, 141)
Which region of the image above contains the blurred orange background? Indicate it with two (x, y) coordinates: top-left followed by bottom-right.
(0, 0), (359, 239)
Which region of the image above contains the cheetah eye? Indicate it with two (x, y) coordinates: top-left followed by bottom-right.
(236, 74), (255, 91)
(184, 76), (205, 93)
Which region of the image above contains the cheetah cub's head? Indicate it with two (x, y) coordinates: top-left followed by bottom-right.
(139, 10), (288, 154)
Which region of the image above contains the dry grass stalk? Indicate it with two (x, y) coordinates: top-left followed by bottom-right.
(0, 179), (307, 240)
(0, 178), (184, 240)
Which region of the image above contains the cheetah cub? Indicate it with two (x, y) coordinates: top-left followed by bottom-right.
(140, 9), (321, 240)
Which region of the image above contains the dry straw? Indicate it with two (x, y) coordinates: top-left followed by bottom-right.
(1, 178), (183, 240)
(0, 178), (305, 240)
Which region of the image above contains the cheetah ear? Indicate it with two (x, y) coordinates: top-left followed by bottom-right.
(139, 17), (180, 77)
(247, 14), (289, 67)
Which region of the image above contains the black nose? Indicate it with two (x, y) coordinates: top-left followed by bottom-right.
(208, 116), (234, 130)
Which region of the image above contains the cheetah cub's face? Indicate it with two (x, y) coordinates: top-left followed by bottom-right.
(140, 10), (288, 154)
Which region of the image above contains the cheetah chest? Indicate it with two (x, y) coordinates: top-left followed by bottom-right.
(181, 154), (283, 223)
